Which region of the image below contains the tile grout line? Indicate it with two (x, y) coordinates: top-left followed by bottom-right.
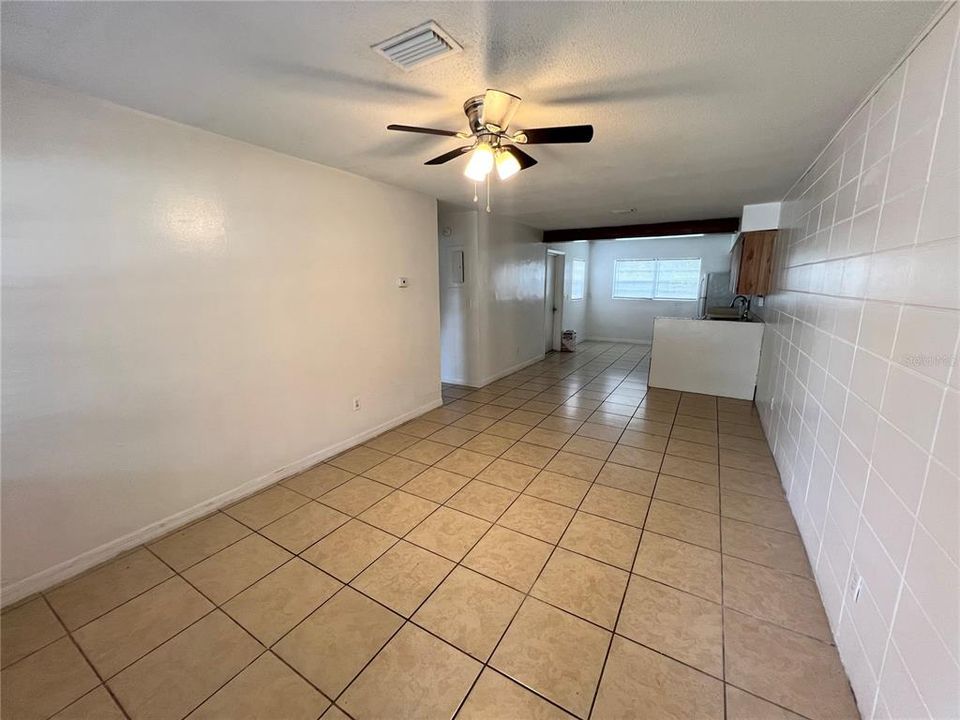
(38, 594), (135, 720)
(381, 345), (640, 716)
(864, 22), (960, 708)
(11, 345), (633, 717)
(4, 343), (829, 720)
(261, 343), (642, 718)
(716, 395), (728, 720)
(585, 361), (680, 719)
(446, 343), (642, 720)
(25, 452), (796, 693)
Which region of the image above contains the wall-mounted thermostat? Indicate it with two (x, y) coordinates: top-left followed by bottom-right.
(397, 277), (409, 288)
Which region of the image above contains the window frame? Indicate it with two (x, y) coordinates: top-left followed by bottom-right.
(611, 257), (701, 301)
(569, 259), (586, 301)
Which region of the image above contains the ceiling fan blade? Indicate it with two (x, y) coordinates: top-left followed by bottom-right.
(481, 89), (522, 131)
(388, 124), (461, 137)
(517, 125), (594, 144)
(502, 145), (538, 170)
(424, 146), (473, 165)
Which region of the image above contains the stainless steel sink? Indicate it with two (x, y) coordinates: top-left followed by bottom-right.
(705, 306), (739, 318)
(704, 305), (755, 322)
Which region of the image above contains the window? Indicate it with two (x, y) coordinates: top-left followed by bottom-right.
(612, 258), (701, 300)
(570, 259), (586, 300)
(612, 259), (656, 298)
(654, 258), (702, 299)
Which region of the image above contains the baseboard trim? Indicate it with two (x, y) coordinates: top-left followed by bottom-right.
(0, 395), (443, 608)
(584, 336), (652, 345)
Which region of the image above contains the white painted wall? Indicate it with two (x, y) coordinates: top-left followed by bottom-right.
(1, 74), (442, 602)
(547, 241), (590, 341)
(477, 212), (546, 383)
(437, 203), (480, 386)
(437, 207), (546, 386)
(586, 234), (735, 343)
(754, 7), (959, 718)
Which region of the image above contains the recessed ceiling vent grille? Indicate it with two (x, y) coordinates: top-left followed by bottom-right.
(372, 21), (462, 72)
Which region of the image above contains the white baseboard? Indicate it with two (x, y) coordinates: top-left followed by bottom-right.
(585, 336), (652, 345)
(0, 395), (443, 608)
(441, 353), (545, 389)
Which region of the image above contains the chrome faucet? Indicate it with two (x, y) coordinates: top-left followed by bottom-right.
(731, 295), (750, 320)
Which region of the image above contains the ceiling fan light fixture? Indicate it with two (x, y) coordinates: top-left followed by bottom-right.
(464, 143), (494, 181)
(495, 148), (522, 181)
(481, 89), (522, 132)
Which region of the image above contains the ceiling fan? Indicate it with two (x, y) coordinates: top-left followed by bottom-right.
(387, 89), (594, 183)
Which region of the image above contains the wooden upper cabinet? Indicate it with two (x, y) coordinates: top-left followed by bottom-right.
(731, 230), (776, 295)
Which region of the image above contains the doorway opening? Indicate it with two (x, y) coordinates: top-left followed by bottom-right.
(545, 250), (565, 352)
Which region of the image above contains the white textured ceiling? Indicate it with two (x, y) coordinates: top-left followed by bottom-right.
(1, 1), (941, 229)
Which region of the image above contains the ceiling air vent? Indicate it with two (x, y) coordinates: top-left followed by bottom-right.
(372, 21), (462, 72)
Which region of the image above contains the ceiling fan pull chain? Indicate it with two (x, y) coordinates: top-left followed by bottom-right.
(485, 174), (491, 213)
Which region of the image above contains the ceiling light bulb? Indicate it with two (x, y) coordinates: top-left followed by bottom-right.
(464, 143), (494, 181)
(496, 149), (521, 181)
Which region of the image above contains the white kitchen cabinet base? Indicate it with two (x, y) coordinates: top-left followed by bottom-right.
(649, 318), (764, 400)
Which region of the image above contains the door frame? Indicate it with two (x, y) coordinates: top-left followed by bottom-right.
(545, 250), (565, 352)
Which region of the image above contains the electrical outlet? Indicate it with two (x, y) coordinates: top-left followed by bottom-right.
(848, 569), (863, 603)
(352, 397), (361, 411)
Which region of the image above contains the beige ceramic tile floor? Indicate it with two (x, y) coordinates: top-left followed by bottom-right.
(0, 342), (860, 720)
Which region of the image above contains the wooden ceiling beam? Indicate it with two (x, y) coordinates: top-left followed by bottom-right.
(542, 217), (741, 243)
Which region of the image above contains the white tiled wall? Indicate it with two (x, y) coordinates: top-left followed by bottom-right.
(754, 6), (959, 719)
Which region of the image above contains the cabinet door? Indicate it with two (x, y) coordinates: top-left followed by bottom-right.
(736, 231), (776, 295)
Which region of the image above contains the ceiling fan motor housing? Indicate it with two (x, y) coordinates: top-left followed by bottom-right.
(463, 95), (486, 135)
